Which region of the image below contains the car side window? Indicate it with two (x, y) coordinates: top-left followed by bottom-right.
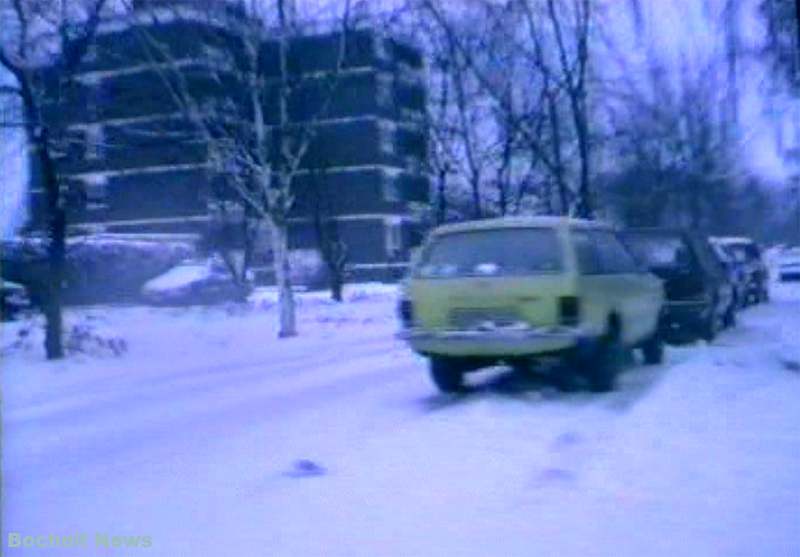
(595, 231), (640, 274)
(693, 239), (724, 279)
(572, 231), (602, 275)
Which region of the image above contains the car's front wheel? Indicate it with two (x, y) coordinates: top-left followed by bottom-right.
(429, 357), (466, 393)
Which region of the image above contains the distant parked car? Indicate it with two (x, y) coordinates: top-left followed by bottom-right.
(777, 246), (800, 282)
(398, 217), (665, 393)
(620, 229), (735, 343)
(142, 258), (251, 305)
(710, 242), (747, 310)
(711, 237), (769, 304)
(0, 279), (31, 321)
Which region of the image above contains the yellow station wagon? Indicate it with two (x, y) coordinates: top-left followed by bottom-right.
(398, 217), (666, 393)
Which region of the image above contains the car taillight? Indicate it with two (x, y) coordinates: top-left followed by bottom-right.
(559, 296), (581, 327)
(398, 298), (414, 328)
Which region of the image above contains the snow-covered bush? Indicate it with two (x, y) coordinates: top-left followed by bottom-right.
(1, 235), (196, 304)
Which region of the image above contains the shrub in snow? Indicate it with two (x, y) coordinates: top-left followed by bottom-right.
(65, 322), (128, 357)
(1, 324), (36, 355)
(1, 315), (127, 358)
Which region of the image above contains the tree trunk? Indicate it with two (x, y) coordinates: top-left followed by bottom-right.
(436, 166), (448, 224)
(471, 174), (482, 219)
(39, 129), (67, 360)
(44, 221), (66, 360)
(575, 122), (592, 218)
(270, 219), (297, 338)
(330, 273), (343, 303)
(547, 93), (568, 215)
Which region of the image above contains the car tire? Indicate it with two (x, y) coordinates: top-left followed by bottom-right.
(510, 359), (532, 376)
(584, 331), (624, 393)
(723, 302), (737, 329)
(429, 357), (465, 393)
(641, 330), (665, 365)
(701, 307), (719, 342)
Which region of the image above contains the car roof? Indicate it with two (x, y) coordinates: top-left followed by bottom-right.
(710, 236), (755, 246)
(619, 228), (694, 240)
(431, 216), (611, 236)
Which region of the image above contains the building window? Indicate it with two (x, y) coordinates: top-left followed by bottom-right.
(85, 124), (105, 160)
(83, 175), (108, 210)
(377, 120), (396, 156)
(376, 73), (394, 110)
(84, 42), (98, 63)
(385, 216), (403, 259)
(84, 74), (100, 120)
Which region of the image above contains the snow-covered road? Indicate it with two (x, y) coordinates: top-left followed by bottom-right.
(3, 282), (799, 556)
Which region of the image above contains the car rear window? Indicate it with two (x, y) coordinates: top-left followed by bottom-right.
(620, 233), (690, 269)
(417, 228), (563, 278)
(725, 243), (759, 262)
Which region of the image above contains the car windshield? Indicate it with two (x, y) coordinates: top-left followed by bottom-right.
(621, 233), (690, 269)
(417, 228), (562, 278)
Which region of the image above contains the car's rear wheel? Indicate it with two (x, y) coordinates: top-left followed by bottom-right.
(583, 327), (624, 393)
(641, 329), (664, 365)
(723, 301), (737, 329)
(701, 306), (719, 342)
(429, 357), (466, 393)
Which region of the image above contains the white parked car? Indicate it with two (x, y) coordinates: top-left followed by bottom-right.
(777, 247), (800, 282)
(142, 257), (251, 305)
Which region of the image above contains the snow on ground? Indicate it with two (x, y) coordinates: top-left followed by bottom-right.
(2, 281), (799, 556)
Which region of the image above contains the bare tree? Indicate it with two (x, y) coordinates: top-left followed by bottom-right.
(1, 0), (108, 359)
(598, 2), (750, 232)
(544, 0), (593, 217)
(418, 0), (596, 219)
(426, 51), (455, 224)
(308, 163), (348, 302)
(761, 0), (800, 92)
(132, 0), (359, 337)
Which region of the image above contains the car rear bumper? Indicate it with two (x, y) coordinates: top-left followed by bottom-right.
(398, 325), (582, 357)
(661, 300), (711, 338)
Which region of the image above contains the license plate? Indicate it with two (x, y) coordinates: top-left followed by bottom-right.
(449, 307), (520, 329)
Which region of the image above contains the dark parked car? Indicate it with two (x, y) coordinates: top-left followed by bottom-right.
(620, 229), (735, 343)
(710, 237), (769, 304)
